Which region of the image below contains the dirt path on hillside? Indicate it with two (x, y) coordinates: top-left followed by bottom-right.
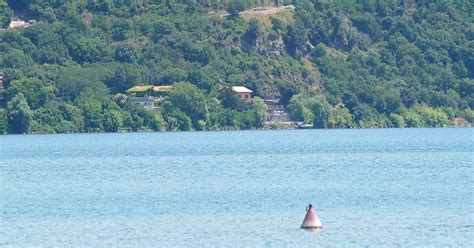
(210, 5), (295, 18)
(240, 5), (295, 15)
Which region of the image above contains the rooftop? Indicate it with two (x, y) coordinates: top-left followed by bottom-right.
(126, 85), (175, 94)
(263, 99), (281, 104)
(126, 85), (153, 94)
(153, 85), (174, 92)
(232, 86), (253, 93)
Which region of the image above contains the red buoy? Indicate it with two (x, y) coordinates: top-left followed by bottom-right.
(300, 204), (322, 229)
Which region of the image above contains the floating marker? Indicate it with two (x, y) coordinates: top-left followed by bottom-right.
(300, 204), (323, 229)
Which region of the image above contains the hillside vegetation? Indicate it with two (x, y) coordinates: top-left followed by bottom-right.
(0, 0), (473, 133)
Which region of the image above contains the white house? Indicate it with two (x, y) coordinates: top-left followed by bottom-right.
(128, 96), (156, 110)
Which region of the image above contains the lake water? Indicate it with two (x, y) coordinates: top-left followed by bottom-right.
(1, 129), (473, 246)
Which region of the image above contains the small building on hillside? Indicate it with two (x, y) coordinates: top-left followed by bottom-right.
(125, 85), (174, 111)
(128, 96), (156, 110)
(264, 98), (290, 122)
(232, 86), (253, 102)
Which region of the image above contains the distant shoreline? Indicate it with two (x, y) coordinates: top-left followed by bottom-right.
(2, 125), (472, 136)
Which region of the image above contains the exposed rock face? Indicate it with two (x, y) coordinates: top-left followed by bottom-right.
(113, 93), (128, 107)
(8, 20), (30, 29)
(450, 118), (471, 127)
(257, 37), (285, 57)
(240, 36), (285, 58)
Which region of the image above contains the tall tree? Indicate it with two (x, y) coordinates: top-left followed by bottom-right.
(7, 93), (33, 133)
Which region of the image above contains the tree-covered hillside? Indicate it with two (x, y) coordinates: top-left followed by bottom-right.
(0, 0), (472, 134)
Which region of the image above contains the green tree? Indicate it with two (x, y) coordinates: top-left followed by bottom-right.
(32, 101), (63, 132)
(75, 90), (108, 132)
(284, 18), (307, 57)
(288, 94), (315, 124)
(103, 110), (123, 132)
(0, 0), (13, 29)
(7, 78), (55, 109)
(123, 102), (162, 131)
(0, 108), (7, 134)
(288, 94), (308, 122)
(66, 36), (110, 64)
(389, 113), (405, 128)
(166, 109), (193, 131)
(226, 0), (245, 18)
(418, 106), (449, 127)
(331, 107), (354, 128)
(58, 102), (84, 131)
(114, 43), (137, 63)
(243, 97), (267, 128)
(167, 82), (209, 128)
(23, 25), (70, 64)
(151, 19), (176, 41)
(404, 110), (423, 128)
(219, 87), (247, 111)
(7, 93), (33, 133)
(111, 19), (131, 41)
(1, 49), (33, 68)
(161, 68), (187, 84)
(106, 65), (141, 93)
(56, 66), (110, 101)
(309, 97), (332, 128)
(243, 18), (262, 48)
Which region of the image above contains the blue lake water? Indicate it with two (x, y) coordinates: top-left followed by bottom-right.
(1, 128), (473, 246)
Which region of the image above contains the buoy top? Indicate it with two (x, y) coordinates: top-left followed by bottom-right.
(301, 203), (323, 229)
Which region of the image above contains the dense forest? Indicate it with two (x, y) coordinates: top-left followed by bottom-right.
(0, 0), (472, 134)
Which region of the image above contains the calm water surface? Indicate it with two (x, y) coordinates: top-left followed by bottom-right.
(1, 129), (473, 246)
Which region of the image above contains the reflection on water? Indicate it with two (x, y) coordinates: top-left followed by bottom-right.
(301, 227), (323, 233)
